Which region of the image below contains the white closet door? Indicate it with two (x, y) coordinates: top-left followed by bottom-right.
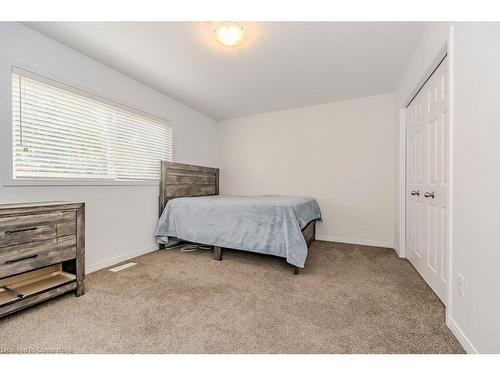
(406, 57), (448, 303)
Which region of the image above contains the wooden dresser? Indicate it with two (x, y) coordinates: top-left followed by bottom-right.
(0, 202), (85, 318)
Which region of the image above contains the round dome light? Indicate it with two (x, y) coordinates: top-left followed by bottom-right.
(214, 22), (245, 47)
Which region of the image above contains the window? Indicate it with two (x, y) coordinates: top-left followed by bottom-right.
(11, 68), (172, 183)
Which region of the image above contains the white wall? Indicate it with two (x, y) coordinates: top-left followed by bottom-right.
(0, 22), (218, 272)
(395, 22), (500, 353)
(217, 93), (395, 247)
(449, 23), (500, 354)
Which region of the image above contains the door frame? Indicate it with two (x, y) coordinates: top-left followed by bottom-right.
(397, 40), (454, 308)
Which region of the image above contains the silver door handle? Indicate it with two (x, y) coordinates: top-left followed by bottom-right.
(424, 192), (435, 199)
(411, 190), (420, 196)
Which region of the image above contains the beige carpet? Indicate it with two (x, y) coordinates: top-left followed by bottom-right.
(0, 241), (464, 353)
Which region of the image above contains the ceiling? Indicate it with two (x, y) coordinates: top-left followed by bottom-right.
(24, 22), (426, 120)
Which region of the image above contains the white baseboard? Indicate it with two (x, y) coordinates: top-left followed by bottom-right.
(86, 244), (159, 274)
(315, 234), (393, 249)
(447, 315), (478, 354)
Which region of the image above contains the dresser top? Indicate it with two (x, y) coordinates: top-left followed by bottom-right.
(0, 201), (84, 210)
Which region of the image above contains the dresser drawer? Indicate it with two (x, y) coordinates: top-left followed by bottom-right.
(0, 211), (75, 248)
(0, 210), (76, 229)
(0, 225), (57, 248)
(0, 236), (76, 279)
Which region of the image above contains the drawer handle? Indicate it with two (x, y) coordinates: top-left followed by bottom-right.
(5, 226), (38, 234)
(0, 285), (24, 299)
(5, 254), (38, 264)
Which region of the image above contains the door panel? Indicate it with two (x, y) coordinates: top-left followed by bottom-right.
(415, 200), (423, 259)
(406, 57), (448, 303)
(427, 203), (439, 273)
(441, 208), (448, 283)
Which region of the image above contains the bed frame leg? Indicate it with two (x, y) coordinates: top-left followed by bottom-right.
(214, 246), (222, 261)
(294, 266), (299, 275)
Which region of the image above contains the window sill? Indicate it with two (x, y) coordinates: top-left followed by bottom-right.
(3, 178), (160, 187)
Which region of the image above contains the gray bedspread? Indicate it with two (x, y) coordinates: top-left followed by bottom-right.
(155, 195), (321, 268)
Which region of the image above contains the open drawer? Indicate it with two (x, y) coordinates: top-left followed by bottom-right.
(0, 264), (76, 306)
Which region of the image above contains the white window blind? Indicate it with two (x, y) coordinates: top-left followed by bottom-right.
(11, 70), (172, 182)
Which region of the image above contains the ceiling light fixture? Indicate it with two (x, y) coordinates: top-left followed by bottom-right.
(214, 22), (245, 47)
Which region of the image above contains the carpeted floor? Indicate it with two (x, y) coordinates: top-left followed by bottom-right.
(0, 241), (464, 353)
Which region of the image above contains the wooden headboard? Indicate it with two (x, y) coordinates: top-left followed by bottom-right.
(159, 161), (219, 216)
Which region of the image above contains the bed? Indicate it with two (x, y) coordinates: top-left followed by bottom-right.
(155, 161), (321, 274)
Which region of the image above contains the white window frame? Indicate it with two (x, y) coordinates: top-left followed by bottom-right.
(1, 60), (173, 186)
